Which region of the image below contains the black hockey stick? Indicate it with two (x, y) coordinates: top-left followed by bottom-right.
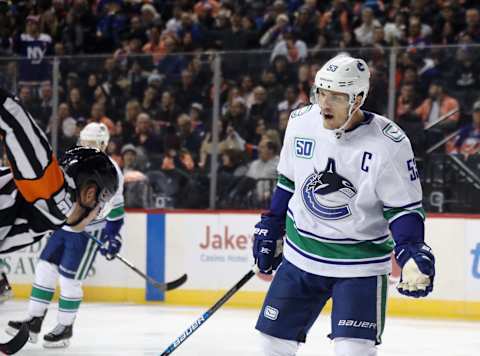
(159, 266), (258, 355)
(0, 323), (29, 355)
(88, 234), (187, 292)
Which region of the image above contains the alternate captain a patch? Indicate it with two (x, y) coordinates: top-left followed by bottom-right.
(301, 158), (357, 220)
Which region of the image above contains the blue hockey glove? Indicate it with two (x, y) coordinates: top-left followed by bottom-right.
(253, 215), (284, 274)
(394, 242), (435, 298)
(100, 219), (124, 261)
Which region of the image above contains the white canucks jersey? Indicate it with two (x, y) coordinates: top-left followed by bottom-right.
(277, 105), (424, 277)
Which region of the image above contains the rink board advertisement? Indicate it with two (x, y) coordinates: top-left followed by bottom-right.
(5, 211), (480, 319)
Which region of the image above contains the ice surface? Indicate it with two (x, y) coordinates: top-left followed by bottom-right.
(0, 301), (478, 355)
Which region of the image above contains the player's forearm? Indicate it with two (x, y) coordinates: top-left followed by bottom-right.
(263, 178), (293, 220)
(389, 213), (424, 246)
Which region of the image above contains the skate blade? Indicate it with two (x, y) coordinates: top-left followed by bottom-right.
(0, 291), (13, 303)
(5, 326), (38, 343)
(43, 339), (70, 348)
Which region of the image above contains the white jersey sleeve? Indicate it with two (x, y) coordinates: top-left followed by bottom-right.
(276, 109), (305, 193)
(106, 159), (125, 222)
(376, 138), (424, 224)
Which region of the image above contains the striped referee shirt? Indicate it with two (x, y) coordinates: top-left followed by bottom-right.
(0, 89), (75, 253)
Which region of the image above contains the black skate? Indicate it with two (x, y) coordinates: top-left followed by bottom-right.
(0, 272), (13, 303)
(6, 313), (45, 344)
(43, 324), (73, 348)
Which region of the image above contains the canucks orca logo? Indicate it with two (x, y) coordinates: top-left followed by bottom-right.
(301, 158), (357, 220)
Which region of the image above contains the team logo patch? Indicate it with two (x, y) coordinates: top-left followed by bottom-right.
(382, 122), (405, 142)
(294, 137), (315, 159)
(290, 104), (313, 119)
(301, 158), (357, 220)
(264, 306), (279, 321)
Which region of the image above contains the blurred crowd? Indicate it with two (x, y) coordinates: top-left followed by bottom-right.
(0, 0), (479, 209)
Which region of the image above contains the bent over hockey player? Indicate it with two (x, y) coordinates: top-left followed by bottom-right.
(6, 123), (125, 348)
(0, 89), (118, 255)
(252, 55), (435, 356)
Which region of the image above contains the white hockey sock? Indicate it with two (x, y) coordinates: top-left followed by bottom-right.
(258, 332), (299, 356)
(28, 260), (58, 317)
(58, 275), (83, 325)
(334, 337), (377, 356)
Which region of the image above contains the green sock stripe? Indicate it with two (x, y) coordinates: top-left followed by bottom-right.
(31, 286), (54, 302)
(59, 297), (82, 311)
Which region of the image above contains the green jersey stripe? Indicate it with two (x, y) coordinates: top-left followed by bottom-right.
(108, 206), (125, 219)
(286, 216), (394, 260)
(383, 207), (425, 222)
(278, 174), (295, 191)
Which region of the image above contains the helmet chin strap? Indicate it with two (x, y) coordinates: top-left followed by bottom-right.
(333, 95), (359, 140)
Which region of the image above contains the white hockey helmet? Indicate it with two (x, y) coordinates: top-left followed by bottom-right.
(311, 55), (371, 138)
(79, 122), (110, 152)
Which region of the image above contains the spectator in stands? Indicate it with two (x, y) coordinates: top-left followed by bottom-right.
(18, 86), (41, 120)
(132, 112), (164, 157)
(121, 143), (140, 173)
(319, 0), (352, 46)
(407, 15), (431, 49)
(271, 55), (295, 87)
(260, 13), (290, 48)
(277, 85), (303, 115)
(447, 47), (480, 111)
(246, 139), (280, 204)
(249, 85), (277, 123)
(270, 29), (307, 63)
(457, 8), (480, 43)
(143, 18), (163, 65)
(96, 0), (127, 53)
(278, 110), (290, 141)
(448, 100), (480, 159)
(88, 101), (115, 134)
(117, 99), (141, 145)
(384, 12), (407, 46)
(219, 124), (246, 153)
(13, 15), (53, 86)
(177, 113), (204, 162)
(156, 34), (186, 83)
(38, 82), (54, 129)
(62, 0), (97, 54)
(157, 90), (181, 126)
(141, 86), (160, 120)
(396, 83), (420, 120)
(68, 87), (89, 120)
(293, 5), (318, 47)
(223, 97), (250, 140)
(354, 7), (381, 46)
(415, 80), (460, 129)
(175, 69), (203, 109)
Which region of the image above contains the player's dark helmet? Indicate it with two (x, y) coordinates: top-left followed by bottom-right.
(60, 146), (118, 205)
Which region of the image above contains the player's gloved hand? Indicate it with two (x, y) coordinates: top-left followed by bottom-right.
(253, 215), (284, 274)
(394, 242), (435, 298)
(100, 219), (123, 260)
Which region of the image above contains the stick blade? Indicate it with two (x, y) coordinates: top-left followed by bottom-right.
(0, 323), (29, 355)
(156, 274), (188, 292)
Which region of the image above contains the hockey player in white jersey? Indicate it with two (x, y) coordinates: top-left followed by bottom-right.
(6, 123), (125, 348)
(253, 55), (435, 356)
